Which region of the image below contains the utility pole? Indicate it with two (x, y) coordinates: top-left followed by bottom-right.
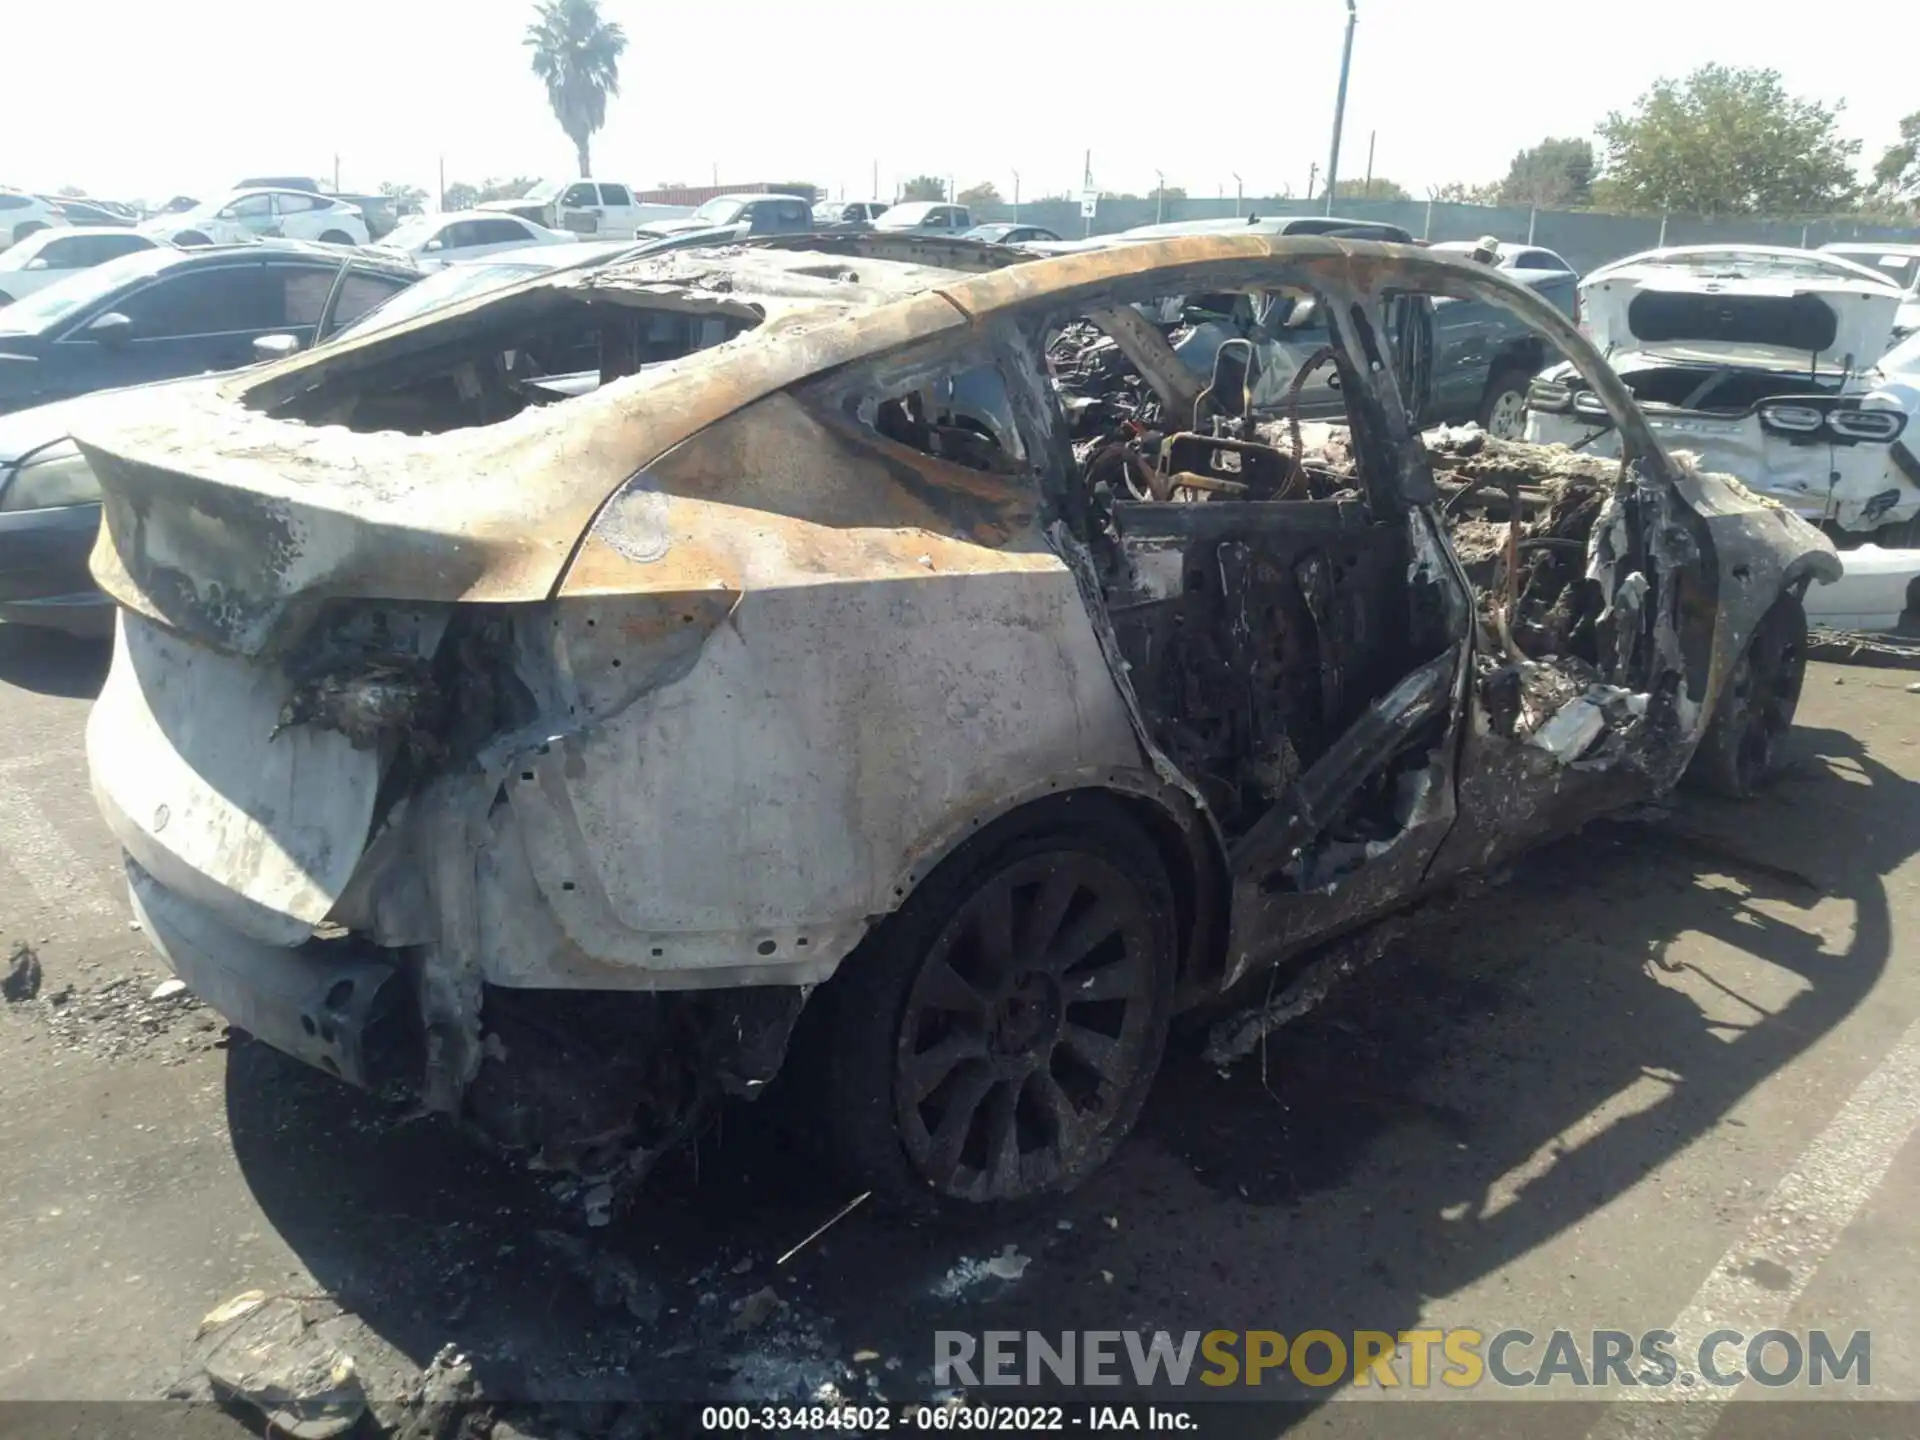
(1233, 172), (1243, 217)
(1012, 169), (1020, 220)
(437, 155), (445, 212)
(1084, 149), (1093, 239)
(871, 159), (878, 201)
(1323, 0), (1357, 215)
(1155, 169), (1166, 223)
(947, 174), (955, 204)
(1307, 162), (1319, 201)
(711, 161), (718, 188)
(333, 153), (341, 192)
(1362, 130), (1375, 200)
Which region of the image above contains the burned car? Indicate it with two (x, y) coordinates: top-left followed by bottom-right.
(76, 235), (1836, 1216)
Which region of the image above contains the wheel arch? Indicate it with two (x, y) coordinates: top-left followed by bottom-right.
(869, 773), (1230, 1004)
(1484, 336), (1548, 390)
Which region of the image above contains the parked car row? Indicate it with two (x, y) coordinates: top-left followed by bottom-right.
(0, 224), (787, 630)
(3, 180), (411, 253)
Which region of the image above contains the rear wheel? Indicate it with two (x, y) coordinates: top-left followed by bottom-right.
(1687, 593), (1808, 798)
(816, 798), (1176, 1218)
(172, 230), (211, 247)
(1478, 363), (1532, 439)
(317, 230), (353, 246)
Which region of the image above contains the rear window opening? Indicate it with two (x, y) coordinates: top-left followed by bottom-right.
(1626, 290), (1838, 355)
(1618, 363), (1842, 413)
(247, 289), (763, 435)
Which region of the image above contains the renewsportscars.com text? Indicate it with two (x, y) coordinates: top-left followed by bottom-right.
(934, 1328), (1872, 1390)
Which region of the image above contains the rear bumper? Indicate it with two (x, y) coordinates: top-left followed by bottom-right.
(0, 502), (110, 632)
(128, 857), (414, 1088)
(1525, 410), (1918, 534)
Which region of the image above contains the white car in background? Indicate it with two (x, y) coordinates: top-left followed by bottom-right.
(374, 210), (576, 269)
(1820, 243), (1920, 345)
(0, 189), (66, 248)
(0, 226), (160, 306)
(145, 188), (370, 248)
(475, 179), (691, 239)
(1526, 245), (1915, 542)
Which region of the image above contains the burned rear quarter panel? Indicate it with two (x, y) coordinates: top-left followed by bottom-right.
(520, 388), (1159, 987)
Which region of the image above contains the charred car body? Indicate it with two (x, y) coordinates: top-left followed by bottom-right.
(77, 234), (1836, 1213)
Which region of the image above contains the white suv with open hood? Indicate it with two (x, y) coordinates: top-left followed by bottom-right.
(1525, 246), (1916, 542)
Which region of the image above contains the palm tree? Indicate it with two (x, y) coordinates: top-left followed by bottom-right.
(524, 0), (627, 178)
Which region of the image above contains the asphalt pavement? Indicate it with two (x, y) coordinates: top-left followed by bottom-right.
(3, 621), (1920, 1439)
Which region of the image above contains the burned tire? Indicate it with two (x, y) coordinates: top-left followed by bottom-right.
(1478, 364), (1532, 440)
(172, 230), (211, 247)
(815, 796), (1176, 1218)
(1687, 593), (1808, 799)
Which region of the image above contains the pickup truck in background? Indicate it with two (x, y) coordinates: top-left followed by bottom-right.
(476, 180), (692, 239)
(1422, 240), (1581, 436)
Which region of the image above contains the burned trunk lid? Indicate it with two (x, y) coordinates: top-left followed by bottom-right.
(88, 612), (388, 946)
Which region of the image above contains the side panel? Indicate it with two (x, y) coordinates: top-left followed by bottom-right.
(496, 570), (1147, 986)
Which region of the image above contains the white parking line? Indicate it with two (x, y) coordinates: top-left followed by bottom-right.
(1585, 1011), (1920, 1437)
(0, 768), (113, 917)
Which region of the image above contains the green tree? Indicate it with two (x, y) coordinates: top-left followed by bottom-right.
(957, 181), (1002, 208)
(524, 0), (627, 178)
(1330, 177), (1410, 201)
(1597, 65), (1860, 215)
(1873, 111), (1920, 206)
(900, 175), (947, 202)
(1148, 184), (1187, 202)
(1496, 137), (1594, 208)
(379, 181), (427, 209)
(56, 184), (86, 198)
(441, 182), (480, 211)
(475, 176), (540, 203)
(1431, 180), (1501, 205)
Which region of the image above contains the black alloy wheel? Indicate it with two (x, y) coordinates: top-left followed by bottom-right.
(816, 800), (1176, 1216)
(1689, 593), (1808, 798)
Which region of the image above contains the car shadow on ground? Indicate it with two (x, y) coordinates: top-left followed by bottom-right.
(0, 624), (108, 699)
(220, 722), (1917, 1432)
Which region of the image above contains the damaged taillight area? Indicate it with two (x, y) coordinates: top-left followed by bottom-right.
(98, 582), (826, 1181)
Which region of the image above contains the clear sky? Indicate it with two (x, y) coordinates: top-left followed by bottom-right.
(6, 0), (1907, 206)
